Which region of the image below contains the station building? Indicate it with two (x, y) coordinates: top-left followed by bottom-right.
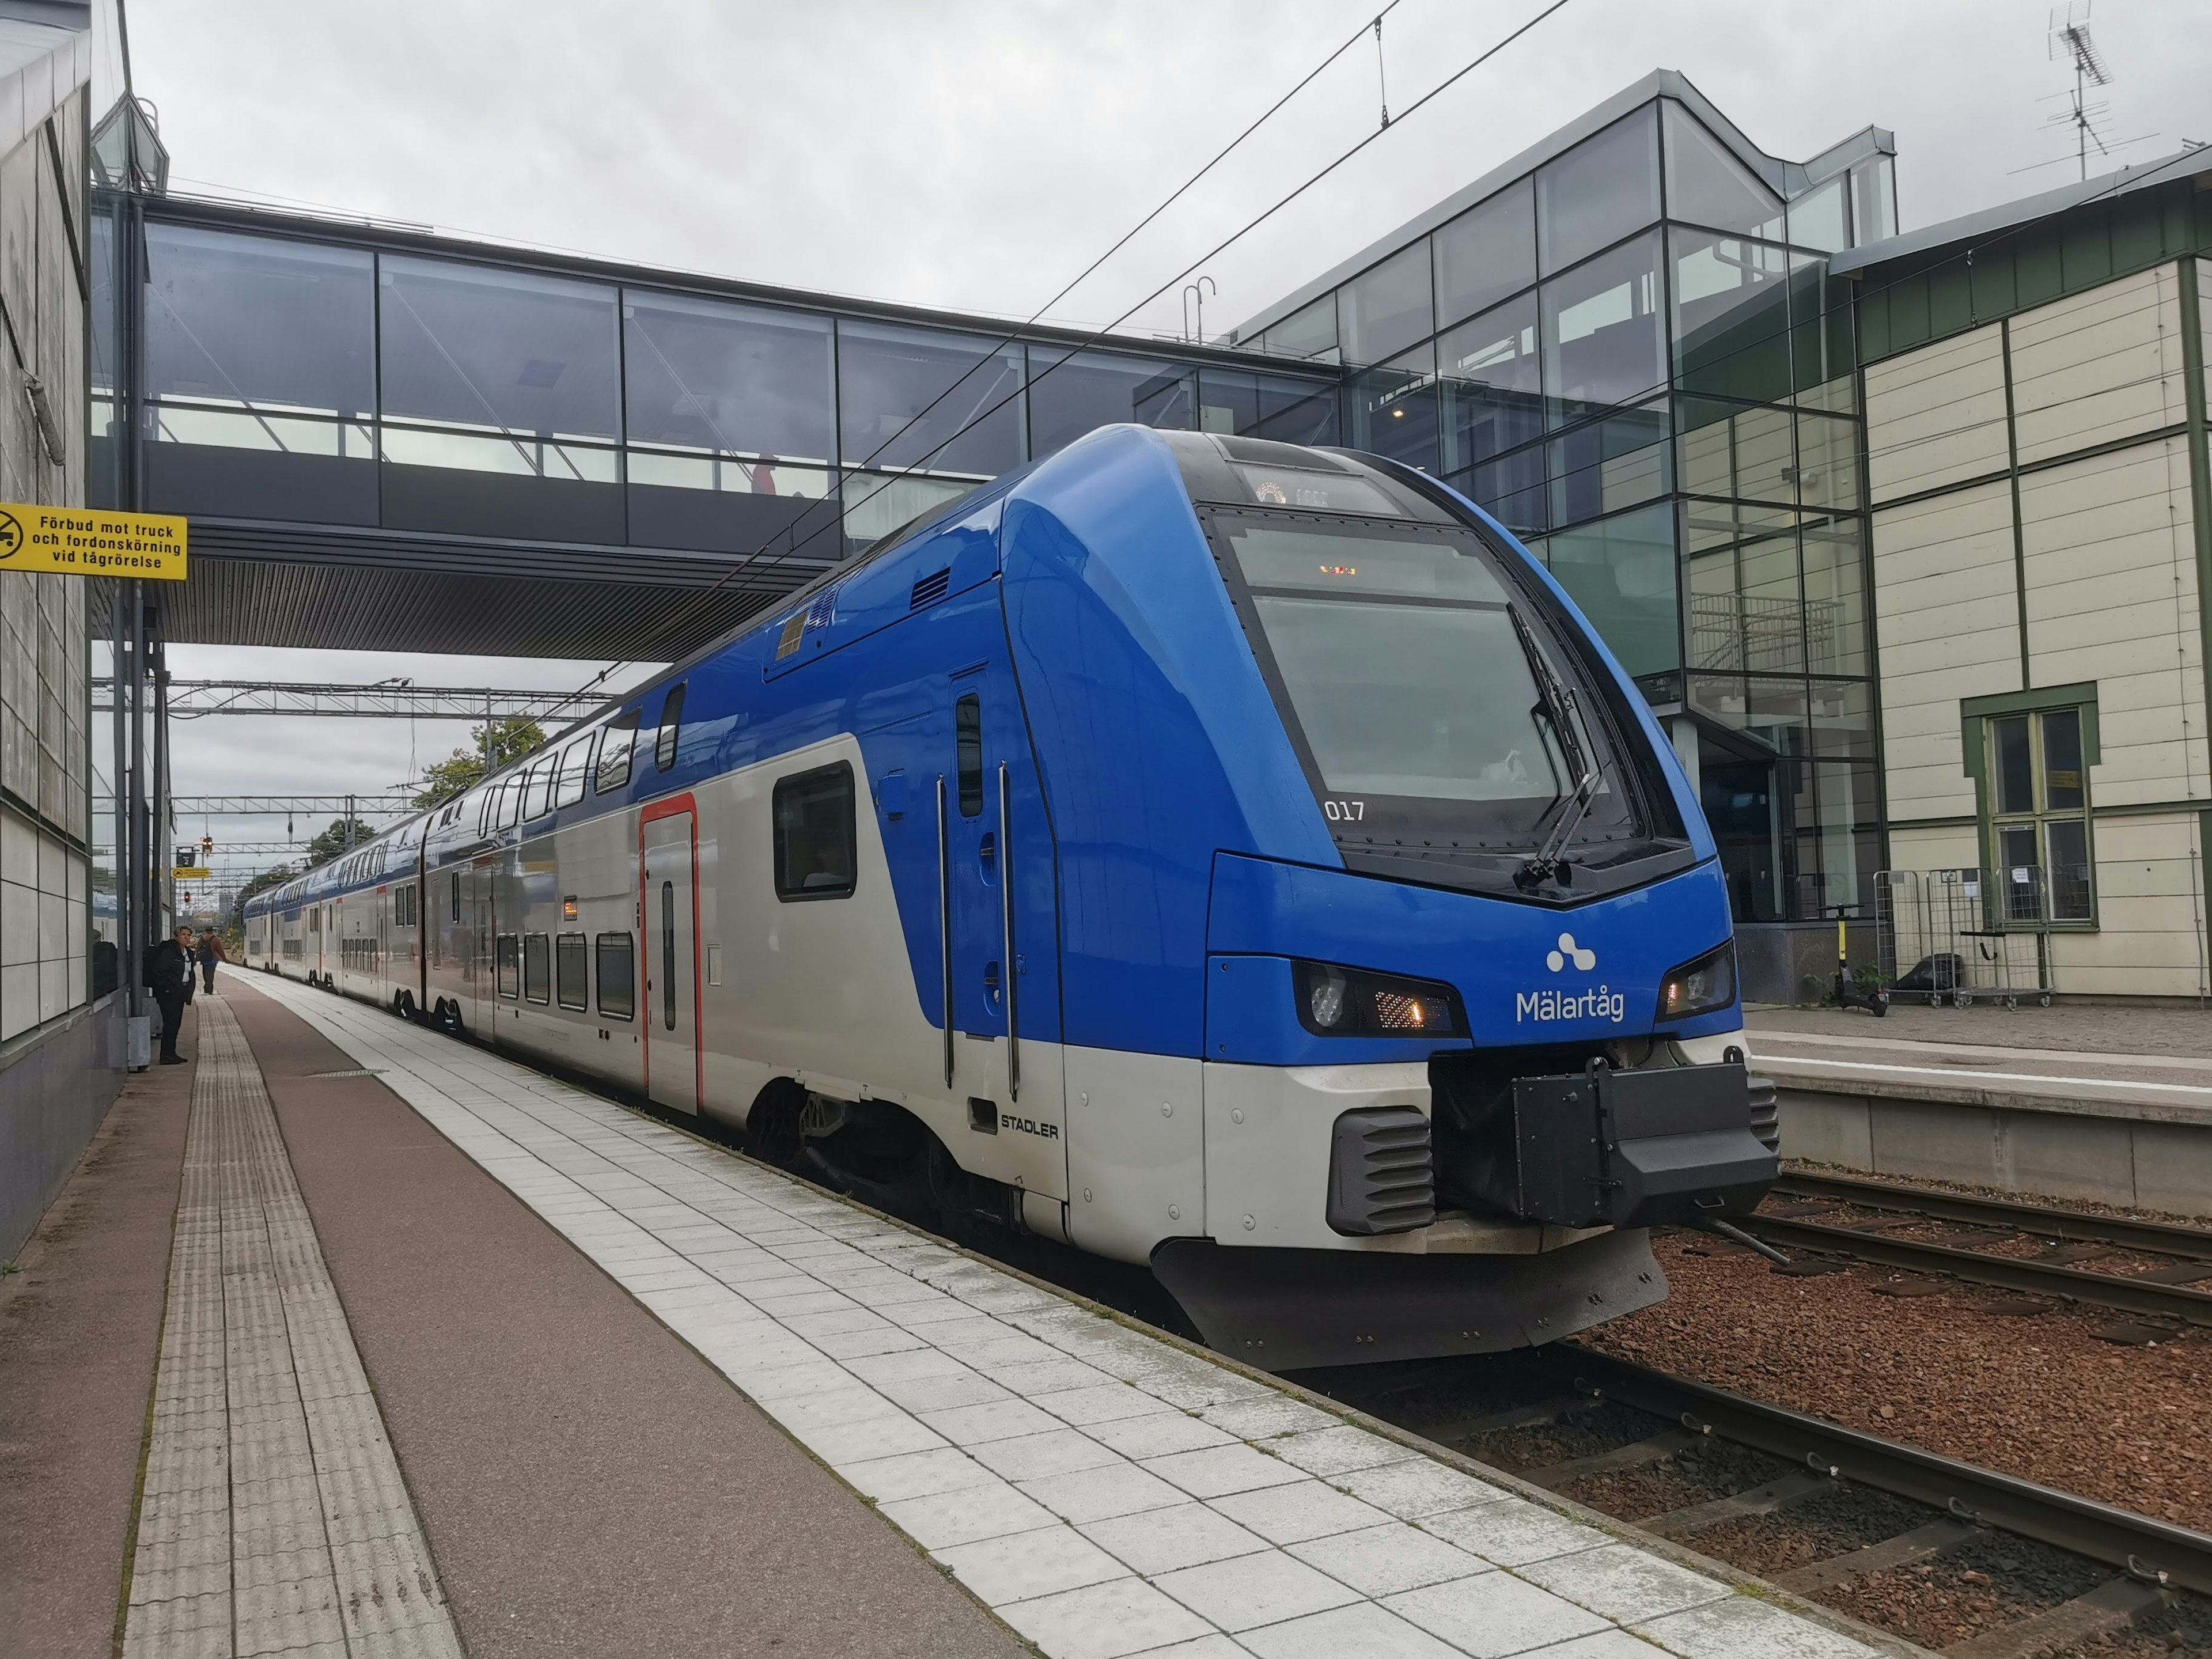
(10, 40), (2212, 1252)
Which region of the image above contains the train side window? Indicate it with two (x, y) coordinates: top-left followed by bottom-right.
(497, 777), (521, 829)
(497, 935), (520, 998)
(595, 933), (635, 1019)
(522, 934), (550, 1003)
(956, 694), (983, 816)
(524, 762), (555, 822)
(597, 710), (639, 793)
(656, 683), (687, 772)
(555, 738), (592, 809)
(555, 932), (588, 1009)
(772, 762), (857, 901)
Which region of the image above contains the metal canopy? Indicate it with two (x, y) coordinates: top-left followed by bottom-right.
(101, 679), (606, 721)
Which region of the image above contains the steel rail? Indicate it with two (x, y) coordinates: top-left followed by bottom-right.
(1773, 1171), (2212, 1261)
(1551, 1346), (2212, 1597)
(1738, 1214), (2212, 1326)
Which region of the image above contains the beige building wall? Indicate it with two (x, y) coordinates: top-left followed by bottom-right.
(1866, 260), (2210, 998)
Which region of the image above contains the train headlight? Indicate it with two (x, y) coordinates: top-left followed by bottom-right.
(1657, 941), (1737, 1022)
(1294, 960), (1459, 1037)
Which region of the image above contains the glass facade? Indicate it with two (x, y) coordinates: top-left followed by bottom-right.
(127, 218), (1339, 564)
(1233, 93), (1889, 926)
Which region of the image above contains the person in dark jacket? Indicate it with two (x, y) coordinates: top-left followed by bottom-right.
(146, 925), (195, 1066)
(195, 930), (225, 995)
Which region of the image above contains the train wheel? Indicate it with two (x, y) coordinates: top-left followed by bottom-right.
(747, 1080), (805, 1169)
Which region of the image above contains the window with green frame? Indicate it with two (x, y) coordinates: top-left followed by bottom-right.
(1985, 706), (2092, 924)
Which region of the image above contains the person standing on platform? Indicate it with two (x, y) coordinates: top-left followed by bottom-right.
(146, 924), (195, 1066)
(196, 929), (225, 995)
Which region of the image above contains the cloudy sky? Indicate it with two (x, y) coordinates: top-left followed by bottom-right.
(119, 0), (2209, 894)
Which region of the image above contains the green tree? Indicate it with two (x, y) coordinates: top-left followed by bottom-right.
(411, 717), (546, 808)
(304, 818), (376, 868)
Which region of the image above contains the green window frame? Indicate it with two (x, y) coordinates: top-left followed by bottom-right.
(1960, 684), (2097, 928)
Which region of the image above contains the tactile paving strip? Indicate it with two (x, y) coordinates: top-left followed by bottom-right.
(248, 974), (1885, 1659)
(123, 994), (465, 1659)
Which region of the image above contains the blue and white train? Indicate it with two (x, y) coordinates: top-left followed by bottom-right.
(246, 426), (1776, 1368)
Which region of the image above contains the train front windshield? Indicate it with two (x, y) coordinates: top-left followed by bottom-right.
(1211, 510), (1652, 872)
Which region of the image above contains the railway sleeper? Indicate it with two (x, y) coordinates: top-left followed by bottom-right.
(1521, 1426), (1700, 1489)
(1637, 1467), (1836, 1539)
(1936, 1573), (2169, 1659)
(1774, 1515), (1983, 1596)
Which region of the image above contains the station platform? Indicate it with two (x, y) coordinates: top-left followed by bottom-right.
(1747, 1005), (2212, 1216)
(4, 974), (1896, 1659)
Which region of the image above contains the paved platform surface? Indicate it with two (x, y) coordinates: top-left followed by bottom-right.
(1752, 1001), (2212, 1060)
(240, 969), (1888, 1659)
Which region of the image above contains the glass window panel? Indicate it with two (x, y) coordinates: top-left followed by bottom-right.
(1262, 294), (1338, 363)
(1255, 381), (1340, 446)
(555, 932), (588, 1009)
(774, 764), (857, 900)
(1787, 177), (1850, 254)
(2046, 819), (2091, 920)
(837, 319), (1021, 475)
(1688, 672), (1749, 729)
(1438, 293), (1541, 472)
(1540, 229), (1664, 429)
(1801, 516), (1867, 677)
(1433, 177), (1536, 328)
(143, 225), (374, 418)
(594, 933), (635, 1018)
(1808, 678), (1875, 759)
(1992, 715), (2034, 815)
(1684, 502), (1803, 673)
(622, 291), (832, 462)
(1850, 156), (1898, 247)
(841, 471), (976, 552)
(1661, 101), (1784, 238)
(1543, 502), (1679, 679)
(1789, 256), (1855, 397)
(1457, 445), (1547, 537)
(1670, 228), (1791, 402)
(1548, 400), (1671, 528)
(1344, 343), (1438, 472)
(555, 738), (592, 808)
(523, 934), (550, 1003)
(1196, 367), (1336, 441)
(378, 425), (618, 481)
(1536, 105), (1661, 274)
(1745, 677), (1809, 755)
(1793, 411), (1860, 512)
(1673, 396), (1793, 504)
(381, 256), (619, 440)
(1027, 348), (1194, 457)
(626, 452), (832, 497)
(2040, 709), (2084, 809)
(1336, 240), (1433, 366)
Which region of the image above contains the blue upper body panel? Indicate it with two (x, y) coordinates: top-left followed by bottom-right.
(250, 425), (1740, 1065)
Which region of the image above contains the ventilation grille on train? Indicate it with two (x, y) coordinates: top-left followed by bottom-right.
(1325, 1105), (1436, 1236)
(910, 567), (951, 610)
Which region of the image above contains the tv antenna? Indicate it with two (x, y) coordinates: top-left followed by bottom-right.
(2047, 3), (2113, 181)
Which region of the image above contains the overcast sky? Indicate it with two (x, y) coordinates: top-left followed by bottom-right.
(121, 0), (2210, 894)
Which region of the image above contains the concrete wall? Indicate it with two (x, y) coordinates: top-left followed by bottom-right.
(1865, 259), (2212, 998)
(0, 993), (122, 1257)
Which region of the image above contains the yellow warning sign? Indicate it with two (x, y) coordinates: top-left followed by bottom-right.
(0, 503), (187, 579)
(172, 866), (211, 880)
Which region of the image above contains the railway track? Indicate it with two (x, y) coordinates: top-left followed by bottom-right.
(1737, 1173), (2212, 1330)
(1304, 1346), (2212, 1657)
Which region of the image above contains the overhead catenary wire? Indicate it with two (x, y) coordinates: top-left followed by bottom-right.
(536, 0), (1424, 725)
(607, 0), (1582, 676)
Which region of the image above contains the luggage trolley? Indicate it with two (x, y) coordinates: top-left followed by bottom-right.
(1875, 868), (2055, 1009)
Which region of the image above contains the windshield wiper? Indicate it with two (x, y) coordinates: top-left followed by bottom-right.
(1508, 604), (1601, 891)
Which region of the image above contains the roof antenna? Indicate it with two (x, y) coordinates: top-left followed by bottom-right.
(1373, 16), (1389, 130)
(2047, 3), (2113, 181)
